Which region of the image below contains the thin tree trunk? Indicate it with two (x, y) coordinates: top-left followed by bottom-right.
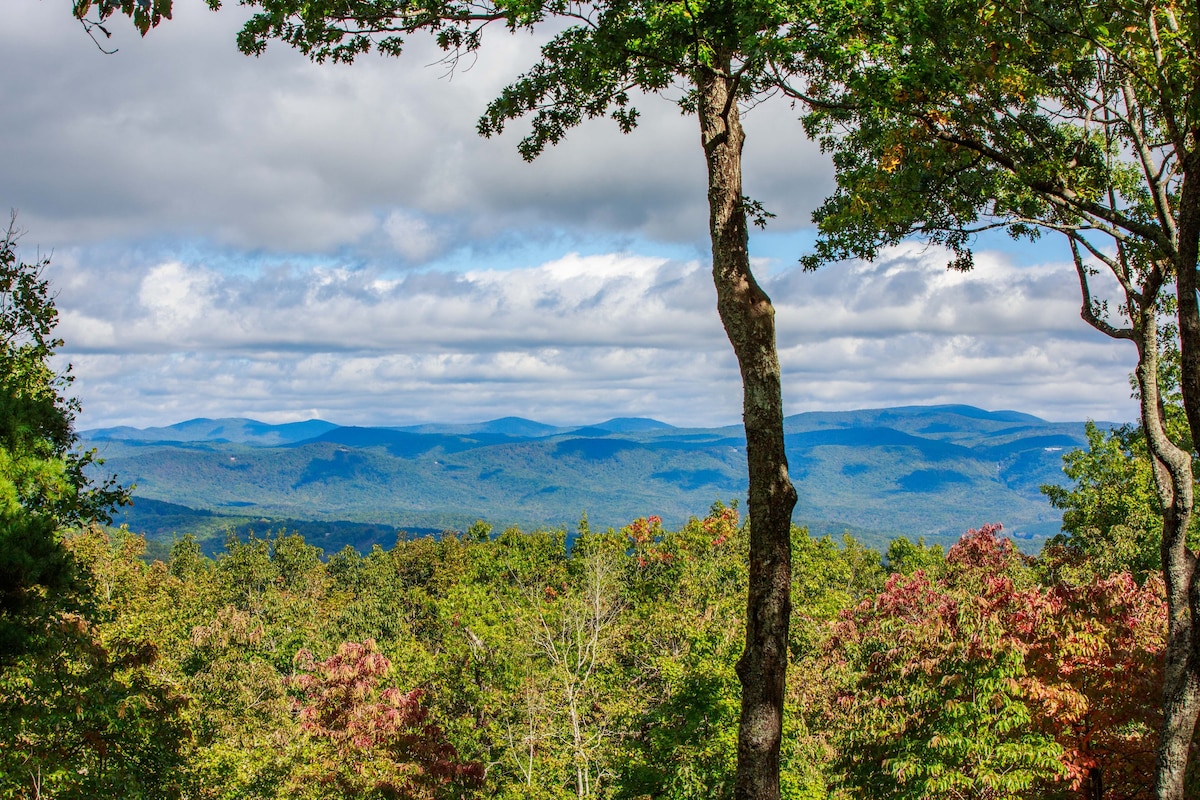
(1132, 302), (1200, 800)
(697, 60), (798, 800)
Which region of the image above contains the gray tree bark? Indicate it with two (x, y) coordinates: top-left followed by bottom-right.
(1156, 172), (1200, 800)
(697, 58), (798, 800)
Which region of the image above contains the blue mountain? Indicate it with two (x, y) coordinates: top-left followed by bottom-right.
(82, 404), (1115, 553)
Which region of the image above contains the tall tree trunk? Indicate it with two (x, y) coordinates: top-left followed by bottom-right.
(1155, 170), (1200, 800)
(697, 61), (798, 800)
(1135, 297), (1200, 800)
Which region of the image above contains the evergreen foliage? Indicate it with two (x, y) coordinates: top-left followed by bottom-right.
(0, 218), (128, 660)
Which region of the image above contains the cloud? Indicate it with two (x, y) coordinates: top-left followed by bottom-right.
(1, 2), (829, 257)
(138, 262), (215, 327)
(56, 251), (722, 354)
(771, 246), (1134, 422)
(774, 244), (1087, 338)
(381, 212), (446, 263)
(4, 4), (1138, 432)
(50, 242), (1138, 429)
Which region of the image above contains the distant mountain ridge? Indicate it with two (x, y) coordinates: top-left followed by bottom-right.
(83, 405), (1118, 555)
(84, 417), (340, 446)
(83, 414), (675, 444)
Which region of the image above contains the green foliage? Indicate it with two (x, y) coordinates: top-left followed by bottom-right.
(74, 0), (183, 36)
(828, 528), (1064, 799)
(183, 604), (297, 798)
(3, 503), (1174, 799)
(216, 530), (279, 611)
(199, 0), (809, 164)
(617, 507), (748, 800)
(826, 524), (1169, 799)
(1041, 421), (1164, 581)
(0, 610), (189, 799)
(791, 531), (884, 659)
(0, 527), (190, 800)
(0, 220), (128, 661)
(789, 0), (1189, 276)
(0, 223), (126, 528)
(884, 536), (944, 577)
(9, 507), (856, 797)
(167, 534), (208, 582)
(270, 531), (325, 593)
(790, 6), (1200, 787)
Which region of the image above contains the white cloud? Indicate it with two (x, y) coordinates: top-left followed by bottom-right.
(3, 3), (1139, 431)
(49, 241), (1139, 430)
(56, 250), (720, 355)
(138, 262), (214, 326)
(382, 212), (445, 263)
(1, 1), (829, 255)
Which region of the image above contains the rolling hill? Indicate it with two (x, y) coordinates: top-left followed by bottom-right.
(82, 404), (1116, 554)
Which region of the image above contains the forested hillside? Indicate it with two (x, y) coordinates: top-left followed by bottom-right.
(84, 405), (1096, 554)
(0, 511), (1174, 799)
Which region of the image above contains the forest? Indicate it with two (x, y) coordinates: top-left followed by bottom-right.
(0, 508), (1176, 800)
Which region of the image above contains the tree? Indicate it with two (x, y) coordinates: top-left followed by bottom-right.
(827, 525), (1168, 800)
(1041, 421), (1166, 583)
(0, 608), (190, 799)
(515, 534), (628, 799)
(786, 1), (1200, 794)
(288, 639), (483, 799)
(79, 2), (807, 796)
(0, 222), (169, 791)
(0, 526), (191, 800)
(884, 536), (945, 578)
(828, 526), (1067, 800)
(1019, 562), (1168, 800)
(1039, 349), (1200, 584)
(183, 603), (298, 798)
(0, 214), (128, 660)
(618, 508), (749, 800)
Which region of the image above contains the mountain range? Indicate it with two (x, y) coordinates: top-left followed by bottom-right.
(80, 404), (1115, 556)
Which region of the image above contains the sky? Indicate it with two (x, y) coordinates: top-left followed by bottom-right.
(2, 1), (1137, 430)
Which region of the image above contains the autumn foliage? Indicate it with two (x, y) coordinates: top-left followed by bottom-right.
(0, 512), (1175, 799)
(288, 639), (483, 800)
(828, 524), (1164, 799)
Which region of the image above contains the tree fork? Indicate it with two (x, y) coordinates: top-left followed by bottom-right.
(698, 61), (798, 800)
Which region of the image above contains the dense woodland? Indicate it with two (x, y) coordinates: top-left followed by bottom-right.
(0, 505), (1182, 800)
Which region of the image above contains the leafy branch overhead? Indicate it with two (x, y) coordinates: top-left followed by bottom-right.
(73, 0), (189, 37)
(786, 0), (1191, 280)
(76, 0), (812, 159)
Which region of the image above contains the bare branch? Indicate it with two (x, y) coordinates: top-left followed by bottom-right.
(1067, 234), (1134, 340)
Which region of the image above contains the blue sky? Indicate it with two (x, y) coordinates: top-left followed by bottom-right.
(3, 1), (1136, 429)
